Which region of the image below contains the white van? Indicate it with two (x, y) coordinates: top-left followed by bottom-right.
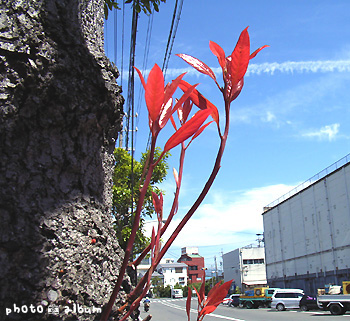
(171, 288), (183, 298)
(271, 289), (304, 311)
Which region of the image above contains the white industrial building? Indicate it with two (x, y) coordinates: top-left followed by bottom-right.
(262, 154), (350, 295)
(223, 246), (267, 292)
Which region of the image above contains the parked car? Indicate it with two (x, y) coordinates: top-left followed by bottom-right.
(271, 289), (304, 311)
(222, 294), (232, 305)
(229, 294), (240, 307)
(222, 294), (240, 307)
(299, 295), (320, 311)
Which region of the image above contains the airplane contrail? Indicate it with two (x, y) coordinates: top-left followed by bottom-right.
(118, 60), (350, 81)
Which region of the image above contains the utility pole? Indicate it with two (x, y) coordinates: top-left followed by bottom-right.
(256, 233), (264, 247)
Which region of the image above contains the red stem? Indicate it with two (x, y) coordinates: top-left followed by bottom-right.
(132, 97), (230, 299)
(100, 139), (157, 321)
(132, 143), (185, 268)
(126, 144), (186, 305)
(156, 115), (228, 264)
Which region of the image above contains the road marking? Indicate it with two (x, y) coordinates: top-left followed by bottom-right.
(160, 300), (245, 321)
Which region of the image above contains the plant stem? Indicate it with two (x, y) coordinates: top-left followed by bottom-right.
(132, 143), (185, 268)
(133, 98), (230, 299)
(100, 139), (157, 321)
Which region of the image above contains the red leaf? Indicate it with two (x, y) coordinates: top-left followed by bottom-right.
(133, 66), (147, 90)
(186, 287), (192, 321)
(176, 53), (216, 81)
(192, 120), (214, 140)
(250, 45), (269, 60)
(172, 83), (198, 117)
(163, 109), (211, 153)
(179, 80), (219, 125)
(228, 27), (250, 85)
(193, 284), (204, 308)
(145, 64), (165, 122)
(209, 41), (226, 70)
(186, 121), (214, 149)
(150, 227), (156, 252)
(152, 191), (163, 215)
(206, 281), (221, 301)
(199, 305), (217, 317)
(199, 281), (205, 305)
(228, 78), (244, 103)
(206, 280), (232, 308)
(163, 72), (186, 106)
(177, 98), (193, 124)
(159, 97), (173, 129)
(170, 114), (177, 131)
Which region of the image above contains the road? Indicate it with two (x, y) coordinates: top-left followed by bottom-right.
(139, 298), (350, 321)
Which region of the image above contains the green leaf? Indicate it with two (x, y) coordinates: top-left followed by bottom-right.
(104, 3), (109, 19)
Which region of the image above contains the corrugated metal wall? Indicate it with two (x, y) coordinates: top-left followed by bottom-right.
(263, 163), (350, 294)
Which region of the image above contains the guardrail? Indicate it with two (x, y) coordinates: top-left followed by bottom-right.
(263, 153), (350, 211)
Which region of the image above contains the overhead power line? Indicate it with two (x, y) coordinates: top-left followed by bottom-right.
(135, 10), (155, 149)
(125, 6), (138, 153)
(121, 0), (125, 88)
(161, 0), (184, 77)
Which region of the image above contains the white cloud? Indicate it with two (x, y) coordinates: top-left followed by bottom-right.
(261, 111), (277, 123)
(124, 60), (350, 81)
(231, 68), (350, 131)
(302, 123), (340, 141)
(145, 183), (297, 249)
(247, 60), (350, 76)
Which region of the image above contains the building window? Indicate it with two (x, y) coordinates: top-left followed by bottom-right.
(189, 265), (198, 270)
(243, 259), (264, 264)
(175, 267), (183, 273)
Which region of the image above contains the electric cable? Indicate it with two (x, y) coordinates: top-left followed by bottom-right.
(135, 10), (155, 151)
(125, 6), (138, 152)
(121, 0), (125, 89)
(114, 6), (117, 67)
(163, 0), (184, 77)
(161, 0), (179, 72)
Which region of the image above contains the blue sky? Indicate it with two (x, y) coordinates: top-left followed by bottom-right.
(105, 1), (350, 270)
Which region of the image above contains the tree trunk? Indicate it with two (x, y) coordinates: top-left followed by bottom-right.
(0, 0), (128, 320)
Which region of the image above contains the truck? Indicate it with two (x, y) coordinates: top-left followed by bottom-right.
(317, 281), (350, 315)
(239, 287), (279, 309)
(171, 288), (183, 299)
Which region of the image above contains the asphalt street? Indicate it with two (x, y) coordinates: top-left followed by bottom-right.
(139, 298), (350, 321)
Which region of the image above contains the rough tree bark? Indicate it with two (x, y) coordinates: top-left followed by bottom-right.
(0, 0), (129, 320)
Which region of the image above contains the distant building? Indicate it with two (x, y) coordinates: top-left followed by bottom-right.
(137, 257), (152, 279)
(137, 257), (174, 280)
(262, 154), (350, 294)
(156, 262), (188, 287)
(223, 246), (267, 292)
(178, 247), (205, 283)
